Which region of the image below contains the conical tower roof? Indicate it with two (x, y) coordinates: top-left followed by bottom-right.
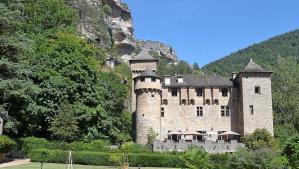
(241, 59), (272, 73)
(129, 50), (158, 62)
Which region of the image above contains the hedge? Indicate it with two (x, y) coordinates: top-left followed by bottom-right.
(18, 137), (110, 154)
(0, 135), (16, 153)
(30, 149), (184, 167)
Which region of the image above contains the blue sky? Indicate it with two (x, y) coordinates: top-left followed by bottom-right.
(123, 0), (299, 66)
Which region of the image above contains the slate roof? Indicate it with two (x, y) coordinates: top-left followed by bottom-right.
(163, 74), (233, 87)
(134, 68), (161, 79)
(241, 59), (272, 73)
(129, 50), (158, 62)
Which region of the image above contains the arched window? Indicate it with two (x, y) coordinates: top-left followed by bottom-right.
(162, 99), (168, 105)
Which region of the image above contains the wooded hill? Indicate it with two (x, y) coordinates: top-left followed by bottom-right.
(203, 30), (299, 143)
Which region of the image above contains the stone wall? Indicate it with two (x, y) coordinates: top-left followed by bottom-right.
(153, 140), (244, 153)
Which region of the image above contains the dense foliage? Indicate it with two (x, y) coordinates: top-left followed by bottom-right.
(203, 30), (299, 143)
(0, 135), (15, 153)
(0, 0), (131, 143)
(282, 135), (299, 168)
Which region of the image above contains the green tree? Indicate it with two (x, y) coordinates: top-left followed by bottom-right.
(242, 128), (276, 151)
(282, 135), (299, 168)
(49, 102), (79, 142)
(180, 148), (211, 169)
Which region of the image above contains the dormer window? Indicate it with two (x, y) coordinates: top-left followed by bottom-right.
(255, 86), (261, 94)
(222, 88), (228, 97)
(151, 77), (156, 82)
(141, 77), (145, 82)
(177, 77), (183, 83)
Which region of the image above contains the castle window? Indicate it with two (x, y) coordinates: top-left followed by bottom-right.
(161, 107), (165, 117)
(151, 77), (156, 82)
(255, 86), (261, 94)
(162, 99), (168, 105)
(171, 88), (178, 96)
(197, 106), (203, 117)
(141, 77), (145, 82)
(222, 88), (228, 97)
(181, 99), (187, 105)
(196, 88), (203, 96)
(249, 105), (254, 115)
(221, 106), (230, 117)
(214, 99), (219, 105)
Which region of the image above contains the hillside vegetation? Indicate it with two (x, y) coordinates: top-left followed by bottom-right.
(0, 0), (131, 143)
(203, 30), (299, 142)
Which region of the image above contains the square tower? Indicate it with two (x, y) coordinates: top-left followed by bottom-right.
(235, 59), (273, 135)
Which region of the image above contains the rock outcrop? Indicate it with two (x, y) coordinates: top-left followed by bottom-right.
(72, 0), (178, 63)
(72, 0), (135, 60)
(138, 40), (178, 61)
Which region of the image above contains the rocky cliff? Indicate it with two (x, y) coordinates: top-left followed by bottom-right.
(138, 40), (178, 61)
(72, 0), (177, 62)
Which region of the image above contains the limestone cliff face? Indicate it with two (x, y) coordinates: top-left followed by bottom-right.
(138, 40), (178, 61)
(72, 0), (135, 60)
(72, 0), (178, 62)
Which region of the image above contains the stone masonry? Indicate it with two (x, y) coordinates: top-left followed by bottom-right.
(130, 51), (274, 152)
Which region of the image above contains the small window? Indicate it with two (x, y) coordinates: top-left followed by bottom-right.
(221, 106), (230, 117)
(151, 77), (156, 82)
(249, 105), (254, 115)
(197, 106), (203, 117)
(171, 88), (178, 97)
(255, 86), (261, 94)
(151, 94), (155, 97)
(196, 88), (203, 97)
(222, 88), (228, 97)
(181, 99), (187, 105)
(161, 107), (165, 117)
(141, 77), (145, 82)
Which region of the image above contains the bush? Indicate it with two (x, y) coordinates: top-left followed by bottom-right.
(103, 4), (112, 15)
(18, 137), (50, 154)
(30, 149), (183, 167)
(118, 142), (150, 153)
(180, 148), (211, 169)
(210, 153), (230, 169)
(0, 135), (15, 153)
(229, 148), (288, 169)
(242, 128), (276, 151)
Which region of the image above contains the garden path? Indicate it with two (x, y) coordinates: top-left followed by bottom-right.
(0, 159), (30, 168)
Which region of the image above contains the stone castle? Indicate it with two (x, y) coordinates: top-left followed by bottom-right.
(129, 50), (273, 146)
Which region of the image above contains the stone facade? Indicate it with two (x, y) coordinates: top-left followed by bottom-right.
(130, 55), (274, 148)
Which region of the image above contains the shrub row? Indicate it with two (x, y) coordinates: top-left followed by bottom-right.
(17, 137), (110, 154)
(17, 137), (153, 154)
(30, 149), (184, 167)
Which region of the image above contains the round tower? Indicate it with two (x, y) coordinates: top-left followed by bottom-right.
(134, 69), (161, 144)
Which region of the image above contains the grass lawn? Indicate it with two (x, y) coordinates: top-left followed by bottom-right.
(2, 163), (176, 169)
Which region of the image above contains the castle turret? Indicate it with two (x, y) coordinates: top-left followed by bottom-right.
(134, 69), (161, 144)
(129, 50), (158, 113)
(236, 59), (273, 135)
